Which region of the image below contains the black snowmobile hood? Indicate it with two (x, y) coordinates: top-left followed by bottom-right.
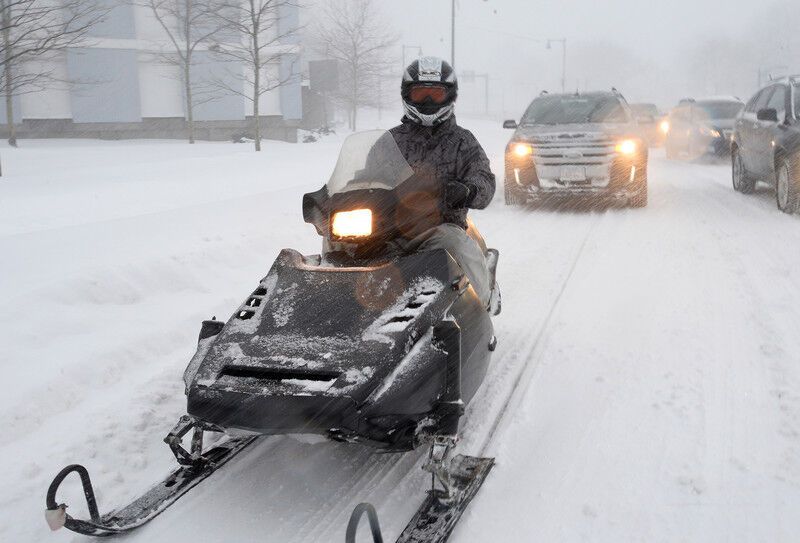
(186, 249), (460, 406)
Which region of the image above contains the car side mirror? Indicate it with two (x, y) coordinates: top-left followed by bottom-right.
(757, 108), (779, 122)
(503, 119), (517, 129)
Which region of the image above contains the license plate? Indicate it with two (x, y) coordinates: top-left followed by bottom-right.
(560, 166), (586, 182)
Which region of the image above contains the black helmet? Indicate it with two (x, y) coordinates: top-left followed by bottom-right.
(401, 56), (458, 126)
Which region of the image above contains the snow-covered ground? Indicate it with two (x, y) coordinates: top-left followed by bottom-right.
(2, 119), (800, 543)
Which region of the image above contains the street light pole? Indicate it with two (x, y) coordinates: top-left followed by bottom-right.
(451, 0), (456, 67)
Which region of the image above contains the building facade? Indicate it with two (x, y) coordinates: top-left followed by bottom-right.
(2, 1), (303, 142)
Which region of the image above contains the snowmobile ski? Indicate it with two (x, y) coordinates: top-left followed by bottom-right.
(396, 454), (494, 543)
(45, 417), (258, 536)
(345, 455), (494, 543)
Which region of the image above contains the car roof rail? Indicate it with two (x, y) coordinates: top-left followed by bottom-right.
(764, 74), (800, 84)
(610, 87), (627, 101)
(678, 97), (695, 104)
(539, 90), (549, 96)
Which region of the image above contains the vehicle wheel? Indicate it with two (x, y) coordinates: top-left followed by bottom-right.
(732, 148), (755, 194)
(776, 155), (800, 214)
(629, 164), (648, 208)
(504, 177), (525, 205)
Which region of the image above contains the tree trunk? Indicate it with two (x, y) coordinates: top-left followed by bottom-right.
(351, 63), (358, 131)
(2, 10), (16, 148)
(183, 0), (195, 144)
(252, 31), (261, 151)
(253, 79), (261, 152)
(184, 60), (195, 144)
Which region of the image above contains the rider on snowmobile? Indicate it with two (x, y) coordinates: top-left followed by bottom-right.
(387, 56), (496, 305)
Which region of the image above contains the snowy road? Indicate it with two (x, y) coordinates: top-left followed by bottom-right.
(2, 121), (800, 542)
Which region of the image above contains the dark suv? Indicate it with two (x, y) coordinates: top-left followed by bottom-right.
(503, 91), (648, 208)
(732, 77), (800, 213)
(664, 97), (744, 159)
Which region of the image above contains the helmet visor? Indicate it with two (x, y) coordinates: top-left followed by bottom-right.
(408, 84), (448, 105)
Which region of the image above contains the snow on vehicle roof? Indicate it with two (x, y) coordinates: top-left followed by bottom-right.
(694, 96), (743, 103)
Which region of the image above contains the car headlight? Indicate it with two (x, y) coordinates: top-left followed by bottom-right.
(331, 209), (372, 238)
(699, 126), (720, 138)
(615, 139), (637, 156)
(659, 120), (670, 134)
(510, 142), (533, 158)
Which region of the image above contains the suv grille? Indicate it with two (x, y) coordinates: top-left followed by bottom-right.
(529, 133), (617, 167)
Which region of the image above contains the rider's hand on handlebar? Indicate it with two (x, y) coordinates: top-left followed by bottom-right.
(445, 181), (476, 209)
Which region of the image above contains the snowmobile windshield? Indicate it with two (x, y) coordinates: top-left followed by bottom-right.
(326, 130), (415, 195)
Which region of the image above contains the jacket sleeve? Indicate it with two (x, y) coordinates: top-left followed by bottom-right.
(456, 130), (496, 209)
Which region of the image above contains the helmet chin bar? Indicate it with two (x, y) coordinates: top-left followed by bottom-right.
(403, 101), (455, 127)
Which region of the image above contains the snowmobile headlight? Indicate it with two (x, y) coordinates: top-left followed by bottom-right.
(511, 142), (533, 157)
(331, 208), (373, 238)
(615, 139), (637, 156)
(659, 119), (670, 134)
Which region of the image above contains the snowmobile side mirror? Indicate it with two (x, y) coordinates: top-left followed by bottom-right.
(502, 119), (517, 129)
(302, 186), (327, 235)
(199, 319), (224, 341)
(756, 108), (778, 123)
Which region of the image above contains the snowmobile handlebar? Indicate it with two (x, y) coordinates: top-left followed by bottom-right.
(345, 502), (384, 543)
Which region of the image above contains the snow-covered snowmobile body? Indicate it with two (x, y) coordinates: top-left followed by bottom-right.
(185, 130), (497, 450)
(45, 130), (498, 540)
(185, 247), (494, 449)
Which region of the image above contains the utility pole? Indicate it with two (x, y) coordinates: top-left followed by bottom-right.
(451, 1), (491, 68)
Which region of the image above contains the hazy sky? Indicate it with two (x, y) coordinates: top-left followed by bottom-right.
(377, 0), (777, 115)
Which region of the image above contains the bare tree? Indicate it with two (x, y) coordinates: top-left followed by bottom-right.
(137, 0), (225, 144)
(0, 0), (106, 147)
(314, 0), (397, 131)
(210, 0), (300, 152)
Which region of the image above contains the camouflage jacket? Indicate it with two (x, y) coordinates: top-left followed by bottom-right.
(389, 115), (495, 229)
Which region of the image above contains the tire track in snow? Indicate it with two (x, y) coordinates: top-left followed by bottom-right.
(474, 212), (602, 457)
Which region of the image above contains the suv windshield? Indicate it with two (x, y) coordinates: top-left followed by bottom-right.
(694, 102), (743, 120)
(326, 130), (414, 195)
(521, 95), (629, 125)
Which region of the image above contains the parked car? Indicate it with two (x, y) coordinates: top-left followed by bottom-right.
(664, 97), (744, 159)
(630, 103), (667, 147)
(732, 76), (800, 213)
(502, 90), (648, 207)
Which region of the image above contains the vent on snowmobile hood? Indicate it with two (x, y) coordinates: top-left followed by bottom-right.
(220, 366), (341, 383)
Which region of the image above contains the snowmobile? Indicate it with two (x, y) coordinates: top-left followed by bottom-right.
(45, 130), (500, 541)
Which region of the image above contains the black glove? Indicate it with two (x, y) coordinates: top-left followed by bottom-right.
(445, 181), (476, 209)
